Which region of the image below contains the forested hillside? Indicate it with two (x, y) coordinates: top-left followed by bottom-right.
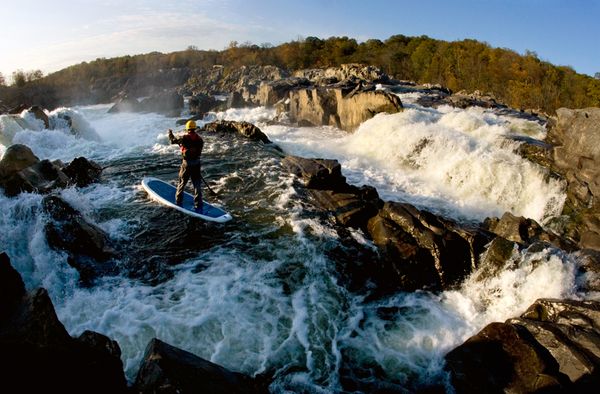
(2, 35), (599, 113)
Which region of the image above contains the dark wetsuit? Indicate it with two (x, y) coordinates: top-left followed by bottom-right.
(169, 130), (204, 210)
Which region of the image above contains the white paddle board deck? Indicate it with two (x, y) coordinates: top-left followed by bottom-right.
(142, 177), (232, 223)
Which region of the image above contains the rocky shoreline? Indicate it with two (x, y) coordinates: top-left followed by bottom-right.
(2, 64), (600, 392)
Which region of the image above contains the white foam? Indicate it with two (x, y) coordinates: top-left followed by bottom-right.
(264, 106), (564, 224)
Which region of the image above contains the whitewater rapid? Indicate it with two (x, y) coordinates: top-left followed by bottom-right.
(0, 98), (589, 392)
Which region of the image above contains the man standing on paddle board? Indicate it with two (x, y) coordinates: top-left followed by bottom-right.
(168, 120), (204, 212)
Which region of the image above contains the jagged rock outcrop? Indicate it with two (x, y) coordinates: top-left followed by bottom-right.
(134, 338), (269, 394)
(445, 298), (600, 393)
(61, 157), (103, 188)
(2, 252), (270, 393)
(282, 156), (382, 229)
(293, 64), (392, 85)
(281, 156), (494, 294)
(0, 145), (102, 197)
(184, 65), (289, 103)
(42, 195), (118, 285)
(0, 252), (128, 393)
(367, 202), (492, 292)
(545, 108), (600, 250)
(283, 86), (403, 131)
(483, 211), (576, 252)
(0, 144), (69, 196)
(202, 120), (272, 143)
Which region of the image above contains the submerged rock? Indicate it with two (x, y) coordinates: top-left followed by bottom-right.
(42, 195), (118, 285)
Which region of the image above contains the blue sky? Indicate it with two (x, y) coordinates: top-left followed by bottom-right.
(1, 0), (598, 80)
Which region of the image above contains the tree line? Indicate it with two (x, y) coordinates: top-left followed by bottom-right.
(1, 34), (599, 114)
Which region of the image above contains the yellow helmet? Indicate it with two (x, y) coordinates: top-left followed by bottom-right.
(185, 120), (197, 131)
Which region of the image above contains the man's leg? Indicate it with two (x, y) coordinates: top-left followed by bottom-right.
(175, 162), (189, 206)
(189, 165), (203, 211)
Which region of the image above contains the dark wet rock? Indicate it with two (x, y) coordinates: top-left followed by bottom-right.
(0, 143), (39, 176)
(471, 237), (518, 282)
(574, 249), (600, 293)
(203, 120), (272, 143)
(512, 135), (555, 169)
(134, 338), (269, 394)
(367, 201), (486, 292)
(483, 211), (576, 251)
(62, 156), (103, 187)
(0, 252), (26, 322)
(24, 105), (50, 128)
(42, 195), (118, 285)
(0, 145), (103, 196)
(445, 321), (570, 393)
(445, 298), (600, 393)
(0, 144), (69, 196)
(189, 93), (220, 115)
(0, 254), (128, 393)
(282, 156), (346, 190)
(282, 155), (382, 229)
(509, 299), (600, 388)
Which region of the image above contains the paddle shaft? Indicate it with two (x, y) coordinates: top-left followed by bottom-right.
(200, 173), (218, 196)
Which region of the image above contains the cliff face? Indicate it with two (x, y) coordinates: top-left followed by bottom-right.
(284, 86), (403, 131)
(546, 108), (600, 250)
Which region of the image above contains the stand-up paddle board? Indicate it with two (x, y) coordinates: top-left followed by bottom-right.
(142, 177), (232, 223)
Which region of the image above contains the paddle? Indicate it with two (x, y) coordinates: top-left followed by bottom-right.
(200, 173), (218, 197)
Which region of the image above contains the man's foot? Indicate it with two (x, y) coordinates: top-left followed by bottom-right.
(194, 206), (203, 213)
(176, 201), (183, 207)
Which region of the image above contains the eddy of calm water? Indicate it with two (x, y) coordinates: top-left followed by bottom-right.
(0, 97), (589, 392)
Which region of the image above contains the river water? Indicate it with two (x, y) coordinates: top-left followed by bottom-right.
(0, 95), (590, 392)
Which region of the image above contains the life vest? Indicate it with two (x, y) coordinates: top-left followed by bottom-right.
(181, 131), (203, 160)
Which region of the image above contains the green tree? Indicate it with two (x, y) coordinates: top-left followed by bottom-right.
(0, 72), (5, 86)
(12, 70), (26, 87)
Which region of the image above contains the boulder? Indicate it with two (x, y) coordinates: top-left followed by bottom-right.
(366, 201), (485, 291)
(0, 144), (39, 177)
(0, 254), (128, 393)
(483, 212), (575, 251)
(445, 322), (569, 393)
(510, 299), (600, 387)
(0, 145), (70, 196)
(281, 156), (346, 190)
(188, 93), (220, 116)
(62, 157), (103, 187)
(202, 120), (272, 143)
(42, 195), (118, 285)
(445, 298), (600, 393)
(282, 156), (381, 229)
(134, 338), (268, 394)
